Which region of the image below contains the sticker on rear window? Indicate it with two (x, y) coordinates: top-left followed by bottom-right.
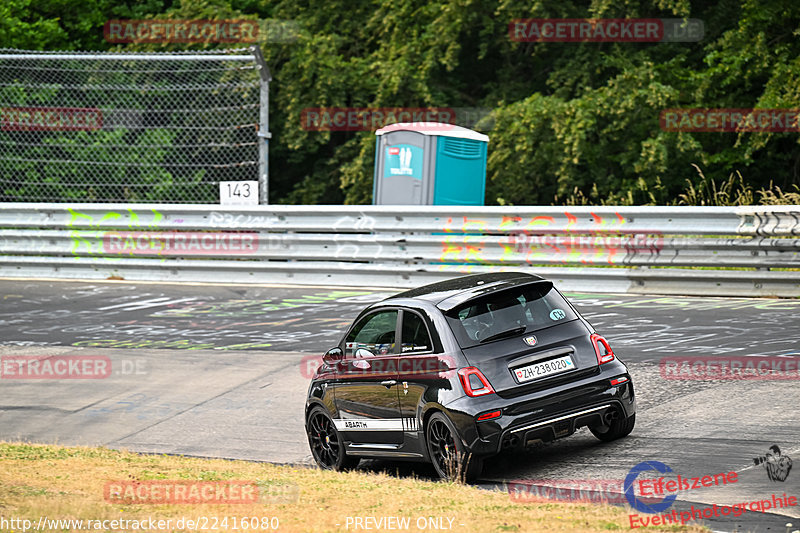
(550, 309), (566, 320)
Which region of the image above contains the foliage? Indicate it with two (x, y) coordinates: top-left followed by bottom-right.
(1, 0), (799, 205)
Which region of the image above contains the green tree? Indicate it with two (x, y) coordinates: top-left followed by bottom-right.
(2, 0), (799, 204)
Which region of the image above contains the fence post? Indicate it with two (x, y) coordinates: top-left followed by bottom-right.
(252, 45), (272, 205)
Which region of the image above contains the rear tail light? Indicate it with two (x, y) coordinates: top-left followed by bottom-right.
(591, 334), (615, 365)
(458, 367), (495, 397)
(610, 376), (629, 386)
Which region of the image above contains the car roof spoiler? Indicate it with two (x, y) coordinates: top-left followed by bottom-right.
(436, 279), (554, 312)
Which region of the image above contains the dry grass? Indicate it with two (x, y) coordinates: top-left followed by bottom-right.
(0, 442), (709, 532)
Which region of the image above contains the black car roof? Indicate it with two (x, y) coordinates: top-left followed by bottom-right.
(384, 272), (550, 312)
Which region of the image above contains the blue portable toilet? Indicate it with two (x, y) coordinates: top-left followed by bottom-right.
(373, 122), (488, 205)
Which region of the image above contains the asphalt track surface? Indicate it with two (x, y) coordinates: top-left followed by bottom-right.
(1, 279), (798, 533)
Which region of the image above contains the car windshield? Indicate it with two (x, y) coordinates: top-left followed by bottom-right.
(445, 283), (578, 347)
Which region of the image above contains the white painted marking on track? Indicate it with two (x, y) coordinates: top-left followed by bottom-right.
(97, 297), (198, 311)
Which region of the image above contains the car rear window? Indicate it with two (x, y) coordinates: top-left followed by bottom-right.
(445, 283), (578, 347)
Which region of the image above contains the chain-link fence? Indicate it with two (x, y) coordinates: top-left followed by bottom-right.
(0, 48), (267, 203)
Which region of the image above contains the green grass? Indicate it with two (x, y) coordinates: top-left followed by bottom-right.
(0, 442), (712, 533)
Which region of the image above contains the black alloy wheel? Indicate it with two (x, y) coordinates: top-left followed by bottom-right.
(426, 412), (482, 482)
(307, 406), (359, 471)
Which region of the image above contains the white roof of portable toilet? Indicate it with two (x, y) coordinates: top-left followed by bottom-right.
(376, 122), (489, 142)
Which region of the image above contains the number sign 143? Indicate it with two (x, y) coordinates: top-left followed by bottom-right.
(220, 181), (259, 205)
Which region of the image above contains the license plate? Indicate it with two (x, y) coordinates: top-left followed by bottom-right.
(513, 355), (575, 383)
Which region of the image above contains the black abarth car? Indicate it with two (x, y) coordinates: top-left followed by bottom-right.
(304, 272), (635, 481)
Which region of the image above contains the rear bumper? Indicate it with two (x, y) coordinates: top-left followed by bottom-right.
(495, 401), (623, 453)
(444, 360), (636, 456)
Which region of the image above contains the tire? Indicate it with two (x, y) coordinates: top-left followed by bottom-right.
(425, 412), (483, 483)
(306, 406), (360, 471)
(590, 412), (635, 442)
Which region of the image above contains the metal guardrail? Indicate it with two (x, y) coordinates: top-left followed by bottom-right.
(0, 203), (798, 296)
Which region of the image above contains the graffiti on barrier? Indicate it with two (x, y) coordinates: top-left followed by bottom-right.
(209, 211), (275, 228)
(65, 207), (165, 258)
(438, 212), (662, 266)
(333, 213), (383, 260)
(738, 210), (800, 236)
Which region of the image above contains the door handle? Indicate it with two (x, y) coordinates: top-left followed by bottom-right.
(380, 380), (397, 388)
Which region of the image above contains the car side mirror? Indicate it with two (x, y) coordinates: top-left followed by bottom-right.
(322, 346), (344, 365)
(354, 348), (373, 359)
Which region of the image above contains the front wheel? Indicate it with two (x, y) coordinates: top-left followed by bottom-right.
(590, 412), (635, 442)
(306, 406), (360, 471)
(426, 412), (482, 482)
